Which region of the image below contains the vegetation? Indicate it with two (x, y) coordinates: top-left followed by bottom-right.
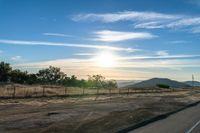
(37, 66), (66, 85)
(0, 62), (12, 82)
(0, 62), (117, 89)
(156, 84), (170, 89)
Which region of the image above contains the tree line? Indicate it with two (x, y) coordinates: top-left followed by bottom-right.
(0, 62), (117, 89)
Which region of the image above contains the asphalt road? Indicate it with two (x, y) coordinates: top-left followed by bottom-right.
(130, 103), (200, 133)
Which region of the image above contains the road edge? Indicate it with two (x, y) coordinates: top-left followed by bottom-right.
(116, 101), (200, 133)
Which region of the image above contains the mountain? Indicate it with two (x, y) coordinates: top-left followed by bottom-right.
(125, 78), (191, 88)
(184, 81), (200, 87)
(117, 80), (141, 88)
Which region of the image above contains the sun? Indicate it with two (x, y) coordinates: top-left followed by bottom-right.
(94, 52), (117, 68)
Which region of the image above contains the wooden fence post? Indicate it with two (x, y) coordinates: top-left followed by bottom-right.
(127, 88), (130, 95)
(25, 89), (29, 97)
(95, 87), (100, 101)
(97, 88), (99, 95)
(12, 85), (16, 98)
(34, 88), (37, 97)
(42, 86), (45, 96)
(65, 87), (67, 96)
(82, 87), (85, 95)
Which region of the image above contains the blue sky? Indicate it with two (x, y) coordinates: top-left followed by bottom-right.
(0, 0), (200, 81)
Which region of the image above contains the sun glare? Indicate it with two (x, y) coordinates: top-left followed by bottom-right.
(95, 52), (117, 68)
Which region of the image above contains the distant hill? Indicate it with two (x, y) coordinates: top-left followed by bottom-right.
(117, 80), (140, 88)
(125, 78), (191, 88)
(184, 81), (200, 87)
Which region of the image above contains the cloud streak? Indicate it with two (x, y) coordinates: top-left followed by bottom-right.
(10, 56), (22, 61)
(43, 33), (73, 37)
(187, 0), (200, 7)
(118, 54), (200, 60)
(15, 53), (200, 69)
(0, 39), (137, 52)
(14, 59), (155, 80)
(72, 11), (180, 23)
(74, 53), (97, 56)
(169, 40), (190, 44)
(93, 30), (156, 42)
(14, 56), (200, 80)
(73, 11), (200, 33)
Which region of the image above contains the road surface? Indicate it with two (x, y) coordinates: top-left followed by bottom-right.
(130, 103), (200, 133)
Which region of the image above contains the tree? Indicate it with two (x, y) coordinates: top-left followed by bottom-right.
(88, 75), (105, 88)
(65, 75), (78, 87)
(106, 80), (118, 89)
(27, 73), (38, 84)
(0, 62), (117, 89)
(77, 79), (87, 88)
(0, 62), (12, 82)
(70, 75), (77, 86)
(37, 66), (66, 84)
(10, 69), (29, 84)
(62, 75), (88, 87)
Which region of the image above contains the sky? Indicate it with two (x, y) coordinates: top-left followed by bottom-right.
(0, 0), (200, 81)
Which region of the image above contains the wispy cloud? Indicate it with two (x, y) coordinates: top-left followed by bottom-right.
(0, 39), (137, 52)
(118, 54), (200, 60)
(14, 58), (155, 80)
(117, 59), (200, 69)
(93, 30), (156, 42)
(14, 56), (200, 80)
(73, 11), (200, 33)
(167, 17), (200, 28)
(74, 53), (97, 56)
(72, 11), (180, 23)
(156, 50), (169, 56)
(15, 53), (200, 70)
(191, 26), (200, 33)
(43, 33), (73, 37)
(10, 56), (22, 61)
(134, 21), (165, 29)
(135, 16), (200, 32)
(187, 0), (200, 7)
(169, 40), (190, 44)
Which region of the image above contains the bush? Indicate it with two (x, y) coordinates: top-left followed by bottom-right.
(157, 84), (170, 89)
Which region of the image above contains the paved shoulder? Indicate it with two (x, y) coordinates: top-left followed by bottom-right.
(130, 103), (200, 133)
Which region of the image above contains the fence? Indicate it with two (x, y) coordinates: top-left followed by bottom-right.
(0, 83), (192, 99)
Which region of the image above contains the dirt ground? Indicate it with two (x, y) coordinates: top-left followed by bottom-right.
(0, 90), (200, 133)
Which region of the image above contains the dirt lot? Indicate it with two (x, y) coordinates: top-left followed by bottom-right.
(0, 89), (200, 133)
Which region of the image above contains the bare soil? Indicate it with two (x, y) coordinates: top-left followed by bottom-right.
(0, 90), (200, 133)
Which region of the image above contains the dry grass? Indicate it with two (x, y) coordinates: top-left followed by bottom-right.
(0, 89), (199, 133)
(0, 84), (196, 98)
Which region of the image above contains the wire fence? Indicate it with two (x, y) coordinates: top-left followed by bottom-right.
(0, 83), (193, 99)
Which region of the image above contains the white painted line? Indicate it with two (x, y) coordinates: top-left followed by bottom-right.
(186, 119), (200, 133)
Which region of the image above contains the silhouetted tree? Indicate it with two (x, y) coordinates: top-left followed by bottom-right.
(27, 73), (38, 84)
(10, 69), (29, 84)
(0, 62), (12, 82)
(0, 62), (118, 89)
(37, 66), (66, 84)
